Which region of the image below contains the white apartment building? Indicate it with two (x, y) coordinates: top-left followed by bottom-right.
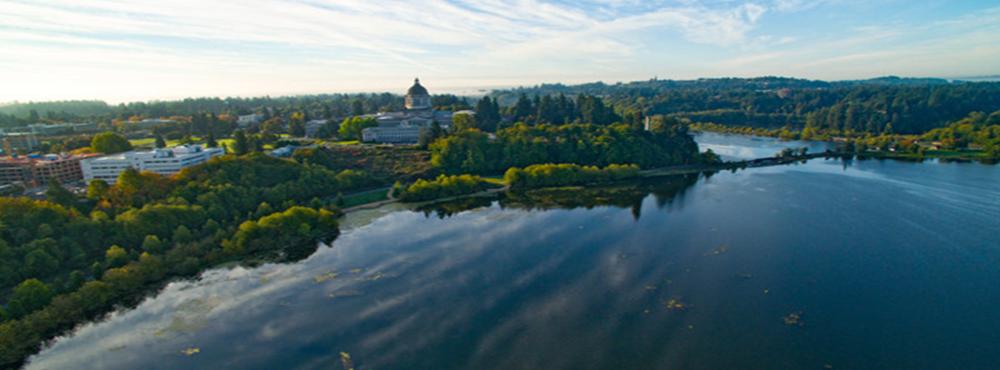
(81, 145), (224, 184)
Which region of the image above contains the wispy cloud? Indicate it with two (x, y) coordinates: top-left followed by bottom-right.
(0, 0), (996, 102)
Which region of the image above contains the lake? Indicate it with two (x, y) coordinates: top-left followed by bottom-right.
(26, 134), (1000, 370)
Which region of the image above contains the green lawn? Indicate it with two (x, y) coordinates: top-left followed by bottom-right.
(130, 136), (235, 151)
(339, 189), (389, 208)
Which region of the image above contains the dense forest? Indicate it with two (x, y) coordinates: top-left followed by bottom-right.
(0, 154), (375, 368)
(430, 118), (701, 175)
(489, 77), (1000, 135)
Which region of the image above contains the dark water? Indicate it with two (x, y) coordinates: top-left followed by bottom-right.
(27, 135), (1000, 370)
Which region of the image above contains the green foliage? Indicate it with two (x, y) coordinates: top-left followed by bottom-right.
(339, 116), (377, 141)
(492, 78), (1000, 135)
(504, 163), (640, 190)
(399, 174), (495, 202)
(86, 179), (110, 200)
(292, 145), (433, 182)
(6, 279), (53, 319)
(90, 132), (133, 154)
(233, 129), (251, 155)
(44, 179), (75, 208)
(104, 245), (128, 268)
(430, 122), (699, 175)
(224, 207), (339, 259)
(141, 235), (164, 254)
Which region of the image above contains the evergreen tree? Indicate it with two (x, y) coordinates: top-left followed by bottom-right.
(233, 130), (250, 155)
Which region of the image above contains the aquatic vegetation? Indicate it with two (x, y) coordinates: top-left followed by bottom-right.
(180, 347), (200, 356)
(314, 272), (339, 283)
(706, 244), (730, 256)
(783, 312), (804, 326)
(340, 351), (355, 370)
(664, 298), (689, 311)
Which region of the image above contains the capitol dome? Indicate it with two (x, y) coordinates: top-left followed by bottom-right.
(405, 78), (431, 110)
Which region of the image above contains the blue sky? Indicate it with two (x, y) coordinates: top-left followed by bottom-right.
(1, 0), (998, 103)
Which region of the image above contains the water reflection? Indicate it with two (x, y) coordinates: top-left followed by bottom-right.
(417, 174), (702, 221)
(26, 137), (1000, 370)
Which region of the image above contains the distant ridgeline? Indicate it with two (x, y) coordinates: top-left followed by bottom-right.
(0, 94), (474, 129)
(488, 77), (1000, 135)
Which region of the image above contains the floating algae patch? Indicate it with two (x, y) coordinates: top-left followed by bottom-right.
(783, 311), (804, 326)
(180, 347), (200, 356)
(664, 298), (690, 311)
(706, 243), (730, 256)
(314, 271), (339, 283)
(340, 351), (355, 370)
(349, 268), (364, 274)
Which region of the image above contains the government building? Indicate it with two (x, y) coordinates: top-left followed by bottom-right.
(362, 79), (470, 144)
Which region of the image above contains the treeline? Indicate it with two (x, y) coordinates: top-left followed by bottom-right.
(430, 120), (701, 174)
(504, 163), (640, 190)
(396, 175), (496, 202)
(920, 110), (1000, 153)
(0, 154), (374, 367)
(489, 77), (1000, 135)
(0, 93), (470, 129)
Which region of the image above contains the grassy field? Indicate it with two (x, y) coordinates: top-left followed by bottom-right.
(129, 136), (235, 150)
(338, 188), (389, 208)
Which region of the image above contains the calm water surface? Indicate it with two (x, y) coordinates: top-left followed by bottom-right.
(27, 134), (1000, 370)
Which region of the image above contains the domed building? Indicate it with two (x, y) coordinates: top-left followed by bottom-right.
(361, 78), (461, 144)
(405, 78), (432, 111)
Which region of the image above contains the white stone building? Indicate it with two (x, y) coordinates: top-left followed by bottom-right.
(81, 145), (224, 184)
(361, 78), (453, 144)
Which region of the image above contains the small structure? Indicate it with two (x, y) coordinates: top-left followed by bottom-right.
(237, 113), (265, 128)
(304, 119), (329, 138)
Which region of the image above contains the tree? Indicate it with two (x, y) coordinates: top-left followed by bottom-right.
(141, 235), (164, 254)
(155, 134), (167, 148)
(261, 117), (285, 135)
(172, 225), (194, 243)
(7, 279), (53, 318)
(24, 248), (58, 278)
(513, 93), (534, 122)
(452, 112), (477, 132)
(45, 178), (75, 207)
(338, 116), (377, 141)
(475, 96), (500, 132)
(206, 131), (218, 148)
(351, 100), (365, 116)
(91, 132), (133, 154)
(290, 111), (306, 137)
(105, 245), (129, 267)
(233, 129), (250, 155)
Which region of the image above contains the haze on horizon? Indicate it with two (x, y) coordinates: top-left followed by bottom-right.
(1, 0), (998, 103)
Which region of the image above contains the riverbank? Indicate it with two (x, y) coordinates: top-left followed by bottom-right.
(337, 153), (840, 216)
(691, 126), (997, 164)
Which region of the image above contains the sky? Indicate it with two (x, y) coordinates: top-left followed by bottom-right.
(1, 0), (999, 103)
